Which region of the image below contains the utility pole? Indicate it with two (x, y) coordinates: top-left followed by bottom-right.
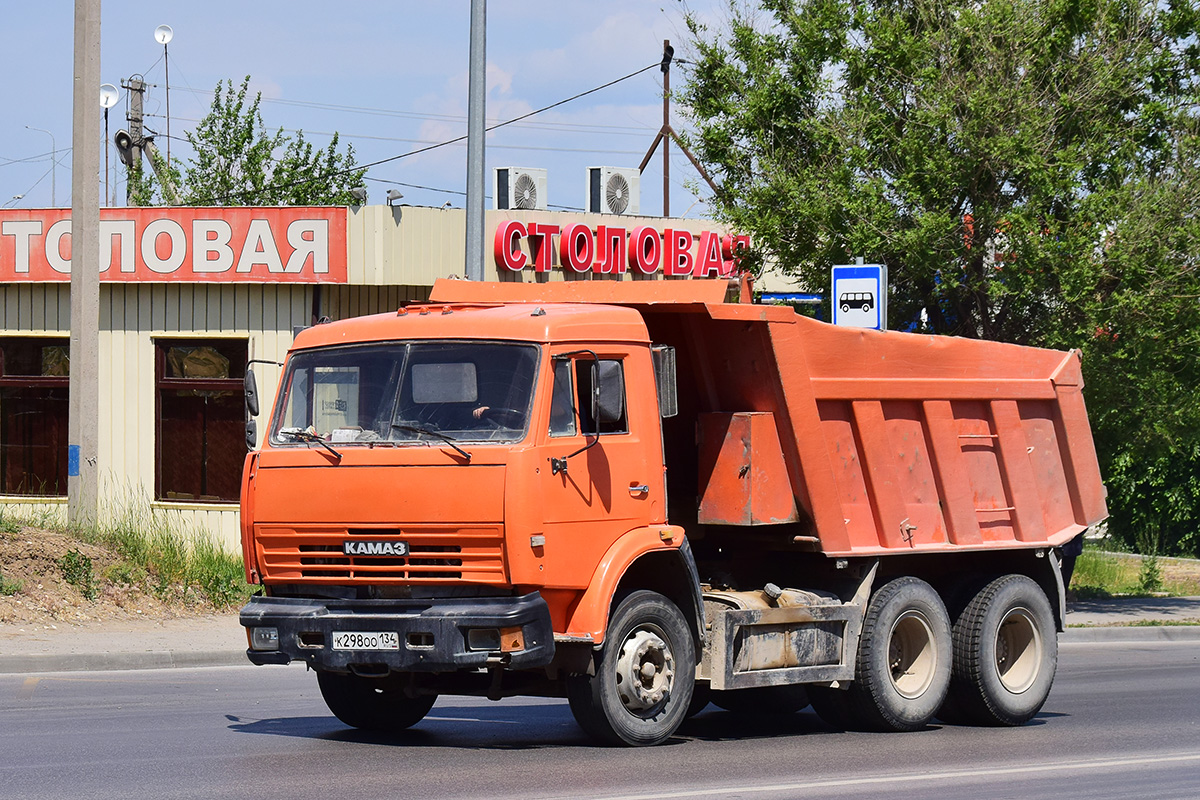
(640, 40), (721, 218)
(464, 0), (486, 281)
(69, 0), (102, 525)
(120, 76), (145, 204)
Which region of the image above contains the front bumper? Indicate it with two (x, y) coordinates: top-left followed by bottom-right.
(239, 592), (556, 673)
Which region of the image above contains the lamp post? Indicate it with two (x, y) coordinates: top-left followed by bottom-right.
(154, 25), (173, 163)
(100, 84), (119, 207)
(25, 126), (56, 206)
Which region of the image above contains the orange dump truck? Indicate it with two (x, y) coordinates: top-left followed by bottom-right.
(239, 278), (1107, 745)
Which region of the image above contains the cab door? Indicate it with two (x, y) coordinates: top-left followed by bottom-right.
(534, 347), (665, 589)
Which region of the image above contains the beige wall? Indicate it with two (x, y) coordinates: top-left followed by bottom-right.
(0, 283), (313, 550)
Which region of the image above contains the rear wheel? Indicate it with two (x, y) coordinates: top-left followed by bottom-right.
(567, 590), (696, 746)
(316, 671), (436, 732)
(945, 574), (1057, 726)
(847, 576), (952, 731)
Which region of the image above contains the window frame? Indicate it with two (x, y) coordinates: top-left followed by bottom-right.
(154, 338), (248, 504)
(0, 337), (70, 497)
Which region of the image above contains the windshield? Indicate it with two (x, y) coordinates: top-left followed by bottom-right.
(270, 341), (540, 446)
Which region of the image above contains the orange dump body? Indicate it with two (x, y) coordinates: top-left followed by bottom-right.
(430, 279), (1108, 558)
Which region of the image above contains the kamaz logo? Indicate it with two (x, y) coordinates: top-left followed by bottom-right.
(343, 540), (409, 557)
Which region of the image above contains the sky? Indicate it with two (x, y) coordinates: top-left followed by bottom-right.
(0, 1), (731, 218)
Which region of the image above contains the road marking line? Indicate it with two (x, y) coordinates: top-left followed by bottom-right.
(558, 752), (1200, 800)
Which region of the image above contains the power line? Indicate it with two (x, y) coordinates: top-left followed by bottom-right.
(191, 62), (660, 205)
(170, 85), (656, 136)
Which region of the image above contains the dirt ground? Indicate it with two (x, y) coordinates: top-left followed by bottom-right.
(4, 524), (1200, 631)
(0, 525), (219, 628)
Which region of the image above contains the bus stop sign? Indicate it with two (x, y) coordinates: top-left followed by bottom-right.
(832, 262), (887, 330)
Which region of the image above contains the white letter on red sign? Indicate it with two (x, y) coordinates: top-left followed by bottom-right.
(594, 225), (626, 274)
(559, 223), (593, 273)
(193, 219), (234, 273)
(142, 219), (187, 274)
(45, 220), (72, 274)
(663, 228), (694, 277)
(236, 219), (284, 274)
(527, 222), (560, 272)
(1, 220), (42, 274)
(100, 220), (136, 274)
(629, 226), (661, 274)
(494, 220), (527, 271)
(695, 231), (725, 277)
(286, 219), (328, 274)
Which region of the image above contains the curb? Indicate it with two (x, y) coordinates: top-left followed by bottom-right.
(1060, 625), (1200, 643)
(3, 624), (1199, 674)
(0, 649), (248, 675)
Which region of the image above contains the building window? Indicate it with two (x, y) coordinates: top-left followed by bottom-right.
(156, 339), (247, 503)
(0, 338), (69, 496)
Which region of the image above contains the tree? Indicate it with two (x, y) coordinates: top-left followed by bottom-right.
(682, 0), (1200, 553)
(131, 76), (366, 206)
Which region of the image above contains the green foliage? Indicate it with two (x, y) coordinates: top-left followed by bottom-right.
(0, 567), (23, 596)
(133, 76), (367, 207)
(0, 513), (20, 534)
(58, 548), (98, 601)
(683, 0), (1200, 554)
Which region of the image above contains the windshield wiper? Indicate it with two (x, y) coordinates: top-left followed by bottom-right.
(391, 424), (472, 463)
(279, 426), (343, 462)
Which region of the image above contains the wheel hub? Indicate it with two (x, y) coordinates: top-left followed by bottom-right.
(887, 610), (937, 699)
(615, 628), (675, 713)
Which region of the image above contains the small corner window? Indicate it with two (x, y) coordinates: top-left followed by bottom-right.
(0, 338), (69, 496)
(155, 339), (247, 503)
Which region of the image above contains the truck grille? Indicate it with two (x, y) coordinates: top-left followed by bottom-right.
(256, 526), (507, 585)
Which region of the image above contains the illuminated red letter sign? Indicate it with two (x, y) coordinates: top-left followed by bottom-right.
(662, 228), (694, 276)
(558, 223), (594, 273)
(628, 226), (661, 274)
(494, 220), (528, 271)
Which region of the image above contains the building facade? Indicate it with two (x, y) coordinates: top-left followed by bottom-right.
(0, 204), (739, 549)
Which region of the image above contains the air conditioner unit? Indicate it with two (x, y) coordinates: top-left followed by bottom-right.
(493, 167), (548, 211)
(586, 166), (641, 215)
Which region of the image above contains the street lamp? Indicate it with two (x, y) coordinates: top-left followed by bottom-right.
(25, 126), (55, 206)
(154, 25), (173, 163)
(100, 84), (119, 207)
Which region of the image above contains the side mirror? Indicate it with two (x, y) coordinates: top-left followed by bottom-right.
(245, 369), (260, 449)
(594, 360), (625, 424)
(652, 345), (677, 418)
(245, 369), (260, 417)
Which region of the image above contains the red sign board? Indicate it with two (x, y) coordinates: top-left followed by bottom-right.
(494, 221), (749, 277)
(0, 207), (348, 283)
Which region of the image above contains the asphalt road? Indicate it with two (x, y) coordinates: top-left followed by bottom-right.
(1, 640), (1198, 800)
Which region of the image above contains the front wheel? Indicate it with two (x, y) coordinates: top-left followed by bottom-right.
(944, 574), (1057, 726)
(567, 590), (696, 746)
(316, 671), (436, 732)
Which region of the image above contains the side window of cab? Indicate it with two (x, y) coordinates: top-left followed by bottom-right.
(550, 356), (628, 437)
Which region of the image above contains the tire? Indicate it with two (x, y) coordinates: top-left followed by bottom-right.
(945, 574), (1057, 726)
(841, 303), (851, 313)
(711, 685), (809, 716)
(316, 671), (436, 732)
(567, 590), (696, 746)
(808, 685), (859, 730)
(847, 576), (952, 732)
(861, 303), (871, 313)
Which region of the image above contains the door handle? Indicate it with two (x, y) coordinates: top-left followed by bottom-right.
(629, 483), (649, 497)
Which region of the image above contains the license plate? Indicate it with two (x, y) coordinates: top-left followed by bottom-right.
(332, 631), (400, 651)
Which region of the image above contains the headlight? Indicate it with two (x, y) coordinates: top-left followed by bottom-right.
(250, 626), (280, 651)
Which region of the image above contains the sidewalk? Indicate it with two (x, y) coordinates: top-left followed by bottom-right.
(2, 599), (1199, 674)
